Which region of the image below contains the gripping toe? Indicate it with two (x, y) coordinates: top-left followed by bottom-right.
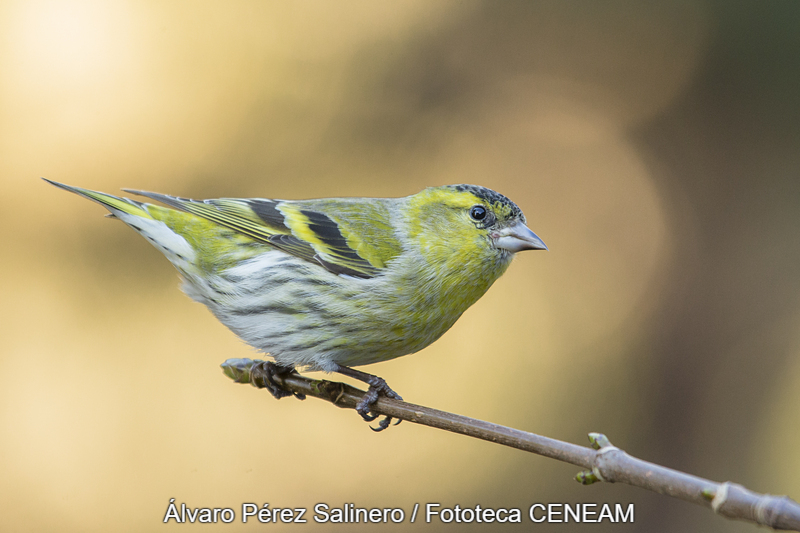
(250, 361), (306, 400)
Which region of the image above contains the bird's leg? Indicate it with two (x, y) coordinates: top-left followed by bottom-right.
(334, 365), (403, 432)
(250, 361), (306, 400)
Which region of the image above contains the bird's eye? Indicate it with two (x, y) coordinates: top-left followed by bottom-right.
(469, 205), (487, 221)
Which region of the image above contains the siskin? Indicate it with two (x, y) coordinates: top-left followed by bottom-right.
(46, 179), (546, 430)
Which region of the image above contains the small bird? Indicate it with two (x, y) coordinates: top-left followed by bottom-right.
(45, 179), (546, 430)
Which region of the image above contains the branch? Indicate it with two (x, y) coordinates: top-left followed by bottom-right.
(221, 358), (800, 531)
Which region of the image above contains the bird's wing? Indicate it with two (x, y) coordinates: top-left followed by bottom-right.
(124, 190), (399, 279)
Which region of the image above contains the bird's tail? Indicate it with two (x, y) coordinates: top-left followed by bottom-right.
(42, 178), (154, 220)
(43, 178), (207, 276)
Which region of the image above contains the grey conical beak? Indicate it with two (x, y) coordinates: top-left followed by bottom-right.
(494, 221), (547, 252)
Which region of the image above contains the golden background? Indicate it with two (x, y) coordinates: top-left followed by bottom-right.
(1, 1), (799, 531)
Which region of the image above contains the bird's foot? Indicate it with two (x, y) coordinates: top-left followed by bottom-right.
(335, 366), (403, 432)
(250, 361), (306, 400)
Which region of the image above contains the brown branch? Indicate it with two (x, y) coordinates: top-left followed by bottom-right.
(222, 358), (800, 531)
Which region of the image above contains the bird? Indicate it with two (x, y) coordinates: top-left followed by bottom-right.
(44, 178), (547, 430)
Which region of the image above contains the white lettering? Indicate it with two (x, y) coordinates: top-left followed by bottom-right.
(163, 499), (181, 523)
(529, 503), (546, 523)
(617, 503), (635, 522)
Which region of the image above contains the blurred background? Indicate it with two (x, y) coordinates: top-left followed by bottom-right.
(1, 0), (799, 531)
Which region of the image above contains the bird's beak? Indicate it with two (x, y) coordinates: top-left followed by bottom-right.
(493, 221), (548, 252)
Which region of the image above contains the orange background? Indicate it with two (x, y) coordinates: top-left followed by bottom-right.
(1, 1), (799, 531)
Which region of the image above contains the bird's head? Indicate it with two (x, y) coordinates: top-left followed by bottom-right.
(404, 184), (546, 268)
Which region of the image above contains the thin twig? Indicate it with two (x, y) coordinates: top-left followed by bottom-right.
(222, 358), (800, 531)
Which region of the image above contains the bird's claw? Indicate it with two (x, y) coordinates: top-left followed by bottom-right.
(360, 412), (379, 422)
(368, 416), (403, 432)
(250, 361), (306, 400)
(333, 365), (404, 432)
(354, 377), (403, 432)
